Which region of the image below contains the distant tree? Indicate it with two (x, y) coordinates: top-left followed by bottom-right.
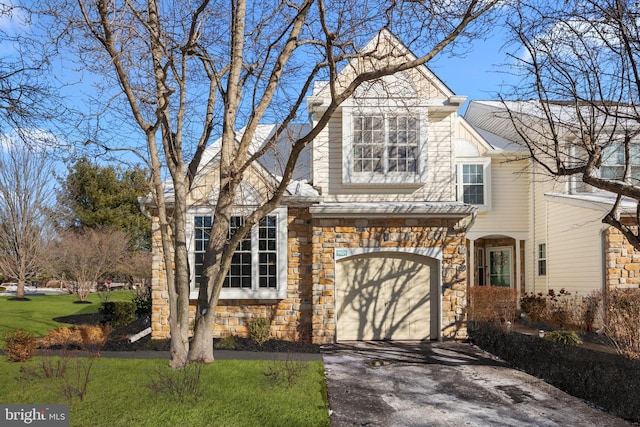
(0, 144), (55, 300)
(48, 228), (130, 302)
(0, 4), (60, 142)
(58, 158), (151, 251)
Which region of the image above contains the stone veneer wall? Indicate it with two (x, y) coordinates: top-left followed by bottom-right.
(151, 207), (314, 341)
(310, 217), (469, 344)
(151, 210), (470, 343)
(605, 225), (640, 289)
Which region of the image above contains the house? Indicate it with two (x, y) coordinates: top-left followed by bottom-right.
(150, 30), (640, 345)
(464, 100), (640, 299)
(150, 30), (486, 344)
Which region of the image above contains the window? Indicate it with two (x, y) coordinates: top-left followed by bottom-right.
(601, 143), (640, 182)
(190, 207), (287, 299)
(461, 164), (484, 205)
(455, 160), (491, 209)
(343, 108), (427, 185)
(537, 243), (547, 276)
(352, 115), (419, 174)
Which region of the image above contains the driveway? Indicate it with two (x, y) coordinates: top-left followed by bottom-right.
(322, 341), (632, 427)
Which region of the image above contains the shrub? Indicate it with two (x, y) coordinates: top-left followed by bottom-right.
(467, 286), (517, 328)
(77, 324), (110, 349)
(520, 292), (548, 323)
(264, 354), (308, 389)
(545, 330), (583, 346)
(18, 350), (98, 403)
(40, 327), (82, 348)
(148, 364), (202, 406)
(602, 288), (640, 359)
(4, 330), (38, 362)
(214, 336), (236, 350)
(132, 284), (152, 319)
(99, 301), (136, 328)
(40, 325), (111, 350)
(248, 318), (271, 346)
(520, 289), (590, 330)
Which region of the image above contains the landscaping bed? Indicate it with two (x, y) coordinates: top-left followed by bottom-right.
(51, 312), (321, 354)
(470, 323), (640, 423)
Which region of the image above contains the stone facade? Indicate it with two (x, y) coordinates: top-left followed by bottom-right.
(151, 207), (314, 341)
(605, 225), (640, 289)
(309, 216), (469, 343)
(151, 207), (470, 343)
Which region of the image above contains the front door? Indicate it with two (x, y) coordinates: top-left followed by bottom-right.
(488, 247), (512, 287)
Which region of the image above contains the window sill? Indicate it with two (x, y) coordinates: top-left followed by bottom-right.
(343, 173), (425, 186)
(190, 288), (285, 300)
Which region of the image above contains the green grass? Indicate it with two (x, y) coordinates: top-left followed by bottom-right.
(0, 291), (134, 338)
(0, 291), (330, 426)
(0, 356), (330, 427)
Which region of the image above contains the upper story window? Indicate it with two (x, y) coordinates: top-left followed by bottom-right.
(572, 142), (640, 193)
(601, 143), (640, 182)
(455, 159), (491, 210)
(352, 115), (419, 174)
(343, 107), (428, 185)
(189, 207), (287, 300)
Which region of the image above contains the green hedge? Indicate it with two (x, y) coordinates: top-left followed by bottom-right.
(99, 301), (136, 328)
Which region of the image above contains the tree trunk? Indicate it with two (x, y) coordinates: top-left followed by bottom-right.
(188, 312), (214, 363)
(16, 279), (25, 300)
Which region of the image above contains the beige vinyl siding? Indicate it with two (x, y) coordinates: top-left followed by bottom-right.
(545, 198), (605, 295)
(471, 158), (528, 233)
(527, 170), (562, 293)
(318, 108), (455, 202)
(310, 111), (337, 193)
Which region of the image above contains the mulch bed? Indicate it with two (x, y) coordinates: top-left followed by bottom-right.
(50, 313), (321, 354)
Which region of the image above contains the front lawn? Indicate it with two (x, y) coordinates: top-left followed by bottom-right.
(0, 355), (329, 427)
(0, 291), (134, 338)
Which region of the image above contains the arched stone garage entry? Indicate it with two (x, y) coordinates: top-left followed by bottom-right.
(335, 249), (440, 341)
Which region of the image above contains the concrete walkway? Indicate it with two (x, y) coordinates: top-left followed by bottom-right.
(322, 341), (633, 427)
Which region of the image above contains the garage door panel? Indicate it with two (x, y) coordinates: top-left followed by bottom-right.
(336, 252), (436, 341)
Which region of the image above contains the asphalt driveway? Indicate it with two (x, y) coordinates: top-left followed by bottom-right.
(322, 341), (633, 427)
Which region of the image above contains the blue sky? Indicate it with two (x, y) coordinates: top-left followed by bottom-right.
(429, 27), (517, 113)
(0, 3), (520, 156)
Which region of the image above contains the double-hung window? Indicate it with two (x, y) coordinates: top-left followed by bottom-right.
(537, 243), (547, 276)
(343, 108), (427, 185)
(455, 159), (491, 209)
(190, 207), (287, 299)
(601, 142), (640, 182)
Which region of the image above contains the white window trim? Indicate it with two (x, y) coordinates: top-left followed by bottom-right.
(455, 158), (491, 211)
(342, 106), (428, 185)
(537, 242), (547, 277)
(186, 206), (288, 300)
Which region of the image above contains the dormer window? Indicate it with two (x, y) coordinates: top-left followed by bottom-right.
(343, 107), (428, 185)
(352, 115), (419, 174)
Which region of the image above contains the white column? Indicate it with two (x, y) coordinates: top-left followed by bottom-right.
(469, 238), (475, 288)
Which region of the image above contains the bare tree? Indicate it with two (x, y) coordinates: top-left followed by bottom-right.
(49, 228), (130, 302)
(0, 144), (55, 300)
(37, 0), (500, 367)
(500, 0), (640, 248)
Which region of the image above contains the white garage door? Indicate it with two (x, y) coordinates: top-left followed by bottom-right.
(336, 252), (437, 341)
